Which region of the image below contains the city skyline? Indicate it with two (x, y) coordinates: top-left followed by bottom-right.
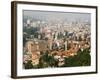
(23, 10), (91, 23)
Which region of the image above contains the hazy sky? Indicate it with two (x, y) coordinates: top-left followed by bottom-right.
(23, 10), (91, 23)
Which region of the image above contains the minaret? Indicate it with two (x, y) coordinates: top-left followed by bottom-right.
(64, 40), (68, 51)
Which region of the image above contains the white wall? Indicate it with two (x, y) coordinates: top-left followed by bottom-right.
(0, 0), (100, 80)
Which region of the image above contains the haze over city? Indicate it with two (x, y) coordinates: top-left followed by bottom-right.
(23, 10), (91, 24)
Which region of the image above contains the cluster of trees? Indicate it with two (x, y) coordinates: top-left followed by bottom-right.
(24, 48), (91, 69)
(63, 48), (91, 67)
(23, 27), (39, 46)
(23, 27), (39, 35)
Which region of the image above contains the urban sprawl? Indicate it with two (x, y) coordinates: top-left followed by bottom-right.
(23, 17), (91, 69)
